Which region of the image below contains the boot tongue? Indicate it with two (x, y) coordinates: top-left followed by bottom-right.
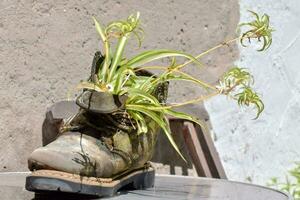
(76, 90), (127, 113)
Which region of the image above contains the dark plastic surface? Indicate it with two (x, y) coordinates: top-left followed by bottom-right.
(0, 172), (292, 200)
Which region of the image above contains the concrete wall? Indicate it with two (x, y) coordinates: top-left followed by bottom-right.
(205, 0), (300, 185)
(0, 1), (239, 172)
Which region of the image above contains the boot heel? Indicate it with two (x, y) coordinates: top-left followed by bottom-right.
(131, 169), (155, 189)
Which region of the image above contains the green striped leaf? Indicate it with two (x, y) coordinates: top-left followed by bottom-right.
(125, 49), (202, 68)
(93, 17), (106, 43)
(129, 111), (148, 135)
(126, 104), (186, 161)
(107, 36), (128, 82)
(126, 88), (160, 105)
(164, 109), (206, 131)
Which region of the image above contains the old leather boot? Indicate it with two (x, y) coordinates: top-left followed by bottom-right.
(25, 52), (168, 197)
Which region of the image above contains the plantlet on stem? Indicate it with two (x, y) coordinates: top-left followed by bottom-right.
(239, 10), (274, 51)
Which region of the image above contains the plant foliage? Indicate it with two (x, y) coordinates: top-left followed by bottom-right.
(72, 11), (273, 159)
(218, 67), (264, 119)
(239, 10), (274, 51)
(268, 163), (300, 199)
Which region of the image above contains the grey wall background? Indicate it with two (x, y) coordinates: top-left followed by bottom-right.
(0, 0), (239, 172)
(206, 0), (300, 185)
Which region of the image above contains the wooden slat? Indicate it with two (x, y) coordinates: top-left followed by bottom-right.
(194, 124), (227, 179)
(168, 116), (227, 179)
(182, 121), (212, 177)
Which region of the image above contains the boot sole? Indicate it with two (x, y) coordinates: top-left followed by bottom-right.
(25, 166), (155, 197)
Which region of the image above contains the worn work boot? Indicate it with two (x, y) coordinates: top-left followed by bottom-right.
(25, 52), (168, 197)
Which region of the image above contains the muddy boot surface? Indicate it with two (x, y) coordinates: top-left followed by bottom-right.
(26, 52), (168, 197)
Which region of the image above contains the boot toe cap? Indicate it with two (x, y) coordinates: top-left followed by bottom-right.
(28, 132), (115, 177)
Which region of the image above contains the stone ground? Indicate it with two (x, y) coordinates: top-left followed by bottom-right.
(0, 0), (239, 173)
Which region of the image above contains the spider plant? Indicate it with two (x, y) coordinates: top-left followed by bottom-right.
(74, 11), (273, 160)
